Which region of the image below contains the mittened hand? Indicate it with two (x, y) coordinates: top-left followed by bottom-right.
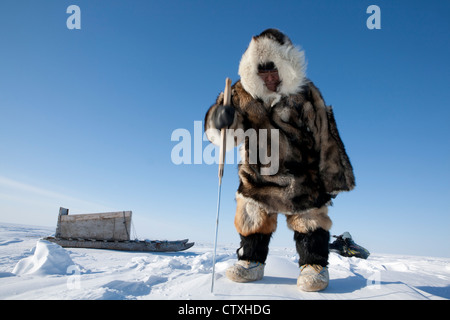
(214, 105), (235, 130)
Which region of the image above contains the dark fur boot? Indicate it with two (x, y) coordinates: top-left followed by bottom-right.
(237, 233), (272, 263)
(226, 233), (271, 282)
(294, 228), (330, 267)
(294, 228), (330, 291)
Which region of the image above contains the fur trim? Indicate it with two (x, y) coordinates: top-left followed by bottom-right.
(234, 193), (278, 236)
(238, 29), (307, 106)
(286, 206), (332, 233)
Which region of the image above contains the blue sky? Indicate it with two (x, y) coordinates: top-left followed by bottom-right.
(0, 0), (449, 257)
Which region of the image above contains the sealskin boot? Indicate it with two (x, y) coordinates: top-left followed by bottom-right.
(226, 260), (265, 282)
(294, 228), (330, 292)
(297, 264), (329, 291)
(226, 233), (271, 283)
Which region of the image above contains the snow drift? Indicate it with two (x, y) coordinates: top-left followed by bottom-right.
(12, 240), (76, 276)
(0, 223), (449, 300)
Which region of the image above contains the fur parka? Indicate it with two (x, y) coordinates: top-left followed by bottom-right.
(205, 29), (355, 215)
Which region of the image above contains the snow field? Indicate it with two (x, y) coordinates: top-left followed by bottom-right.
(0, 223), (449, 300)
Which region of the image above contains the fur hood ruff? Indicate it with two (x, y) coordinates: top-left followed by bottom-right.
(238, 29), (307, 106)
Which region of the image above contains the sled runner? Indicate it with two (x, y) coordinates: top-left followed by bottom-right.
(44, 236), (194, 252)
(43, 207), (194, 252)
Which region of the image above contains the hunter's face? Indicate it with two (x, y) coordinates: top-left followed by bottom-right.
(258, 70), (280, 92)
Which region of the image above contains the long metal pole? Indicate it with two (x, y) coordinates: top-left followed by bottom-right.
(211, 78), (232, 294)
(211, 174), (222, 293)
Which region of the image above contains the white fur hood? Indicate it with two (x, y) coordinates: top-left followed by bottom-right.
(238, 29), (307, 106)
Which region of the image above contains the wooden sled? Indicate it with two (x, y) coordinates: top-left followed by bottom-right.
(44, 237), (194, 252)
(44, 208), (194, 252)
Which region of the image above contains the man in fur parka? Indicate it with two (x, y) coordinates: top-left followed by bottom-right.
(204, 29), (355, 292)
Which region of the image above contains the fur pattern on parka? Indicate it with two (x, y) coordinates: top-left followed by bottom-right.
(205, 29), (355, 216)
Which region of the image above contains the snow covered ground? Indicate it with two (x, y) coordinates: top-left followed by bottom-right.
(0, 222), (449, 300)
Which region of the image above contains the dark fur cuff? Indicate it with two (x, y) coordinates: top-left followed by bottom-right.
(294, 228), (330, 267)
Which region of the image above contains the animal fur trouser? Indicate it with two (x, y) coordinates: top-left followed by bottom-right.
(235, 195), (331, 267)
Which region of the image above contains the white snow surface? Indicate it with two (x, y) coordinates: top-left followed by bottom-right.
(0, 222), (449, 300)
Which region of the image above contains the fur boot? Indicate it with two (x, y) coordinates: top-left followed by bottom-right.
(237, 233), (271, 263)
(294, 228), (330, 291)
(226, 233), (271, 282)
